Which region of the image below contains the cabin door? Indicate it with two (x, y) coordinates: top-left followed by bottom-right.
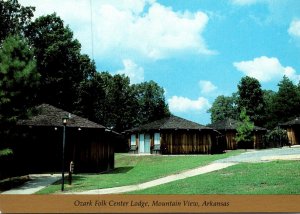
(144, 134), (151, 153)
(139, 134), (145, 153)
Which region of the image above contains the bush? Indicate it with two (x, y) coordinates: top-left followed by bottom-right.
(265, 128), (288, 148)
(0, 148), (13, 157)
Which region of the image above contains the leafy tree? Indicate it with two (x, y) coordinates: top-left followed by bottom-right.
(133, 81), (170, 125)
(237, 76), (266, 126)
(263, 89), (277, 129)
(0, 35), (40, 123)
(235, 108), (254, 149)
(271, 76), (300, 124)
(208, 95), (238, 123)
(25, 13), (93, 112)
(108, 74), (139, 132)
(0, 0), (35, 43)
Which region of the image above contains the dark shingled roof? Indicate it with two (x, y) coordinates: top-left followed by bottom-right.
(208, 118), (267, 131)
(280, 117), (300, 126)
(126, 115), (212, 132)
(17, 104), (106, 129)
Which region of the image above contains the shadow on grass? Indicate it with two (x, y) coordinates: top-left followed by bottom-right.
(106, 166), (134, 174)
(0, 176), (31, 192)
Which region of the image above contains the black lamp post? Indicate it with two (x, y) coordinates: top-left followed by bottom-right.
(61, 116), (68, 191)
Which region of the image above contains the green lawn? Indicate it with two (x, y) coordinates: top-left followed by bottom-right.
(37, 150), (242, 194)
(130, 160), (300, 194)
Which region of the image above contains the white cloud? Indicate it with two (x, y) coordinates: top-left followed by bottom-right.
(19, 0), (215, 61)
(116, 59), (144, 84)
(233, 56), (300, 83)
(199, 80), (217, 94)
(168, 96), (210, 113)
(288, 19), (300, 38)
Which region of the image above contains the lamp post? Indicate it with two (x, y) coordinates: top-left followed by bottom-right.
(61, 116), (68, 191)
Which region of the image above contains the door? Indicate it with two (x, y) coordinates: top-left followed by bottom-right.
(139, 134), (145, 153)
(144, 134), (151, 153)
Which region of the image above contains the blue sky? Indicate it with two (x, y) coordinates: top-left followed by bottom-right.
(20, 0), (300, 125)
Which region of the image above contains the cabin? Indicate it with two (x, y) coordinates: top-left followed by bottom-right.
(280, 117), (300, 145)
(125, 115), (224, 155)
(209, 118), (267, 149)
(16, 104), (117, 174)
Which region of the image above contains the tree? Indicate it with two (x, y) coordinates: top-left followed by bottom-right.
(0, 35), (40, 123)
(208, 95), (238, 123)
(0, 35), (40, 156)
(271, 76), (300, 124)
(262, 89), (277, 129)
(0, 0), (35, 43)
(25, 13), (93, 112)
(133, 81), (170, 126)
(237, 76), (266, 126)
(235, 108), (254, 149)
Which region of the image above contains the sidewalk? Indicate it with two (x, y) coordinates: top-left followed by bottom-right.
(1, 174), (61, 194)
(67, 162), (237, 194)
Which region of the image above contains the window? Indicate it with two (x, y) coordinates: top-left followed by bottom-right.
(154, 133), (160, 145)
(130, 134), (136, 146)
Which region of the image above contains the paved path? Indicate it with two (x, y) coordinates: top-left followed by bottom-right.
(215, 146), (300, 163)
(1, 174), (61, 194)
(68, 162), (237, 195)
(72, 146), (300, 195)
(2, 146), (300, 194)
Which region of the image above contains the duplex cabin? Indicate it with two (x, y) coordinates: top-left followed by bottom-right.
(280, 117), (300, 145)
(209, 118), (267, 149)
(16, 104), (117, 173)
(125, 115), (223, 155)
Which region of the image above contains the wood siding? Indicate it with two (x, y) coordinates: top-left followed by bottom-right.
(13, 126), (114, 174)
(159, 130), (213, 154)
(225, 131), (237, 150)
(286, 127), (298, 145)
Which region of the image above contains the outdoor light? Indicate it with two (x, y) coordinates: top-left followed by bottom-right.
(61, 115), (69, 191)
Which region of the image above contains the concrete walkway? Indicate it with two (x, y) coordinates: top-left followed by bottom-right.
(68, 162), (237, 195)
(1, 174), (61, 194)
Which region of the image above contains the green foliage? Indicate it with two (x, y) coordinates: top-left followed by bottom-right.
(237, 76), (266, 126)
(0, 148), (13, 157)
(262, 90), (277, 129)
(271, 76), (300, 124)
(76, 72), (170, 132)
(265, 128), (289, 148)
(208, 95), (238, 123)
(235, 108), (254, 148)
(0, 0), (35, 43)
(0, 2), (170, 134)
(133, 81), (170, 126)
(0, 35), (40, 122)
(25, 13), (93, 112)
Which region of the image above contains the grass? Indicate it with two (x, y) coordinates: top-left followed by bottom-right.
(130, 160), (300, 194)
(37, 150), (242, 194)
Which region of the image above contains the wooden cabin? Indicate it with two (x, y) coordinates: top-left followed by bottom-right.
(209, 118), (267, 149)
(16, 104), (117, 173)
(125, 115), (224, 155)
(280, 117), (300, 145)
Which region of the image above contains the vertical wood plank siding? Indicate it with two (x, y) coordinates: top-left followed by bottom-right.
(287, 127), (297, 145)
(160, 131), (212, 154)
(69, 129), (114, 173)
(225, 131), (237, 150)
